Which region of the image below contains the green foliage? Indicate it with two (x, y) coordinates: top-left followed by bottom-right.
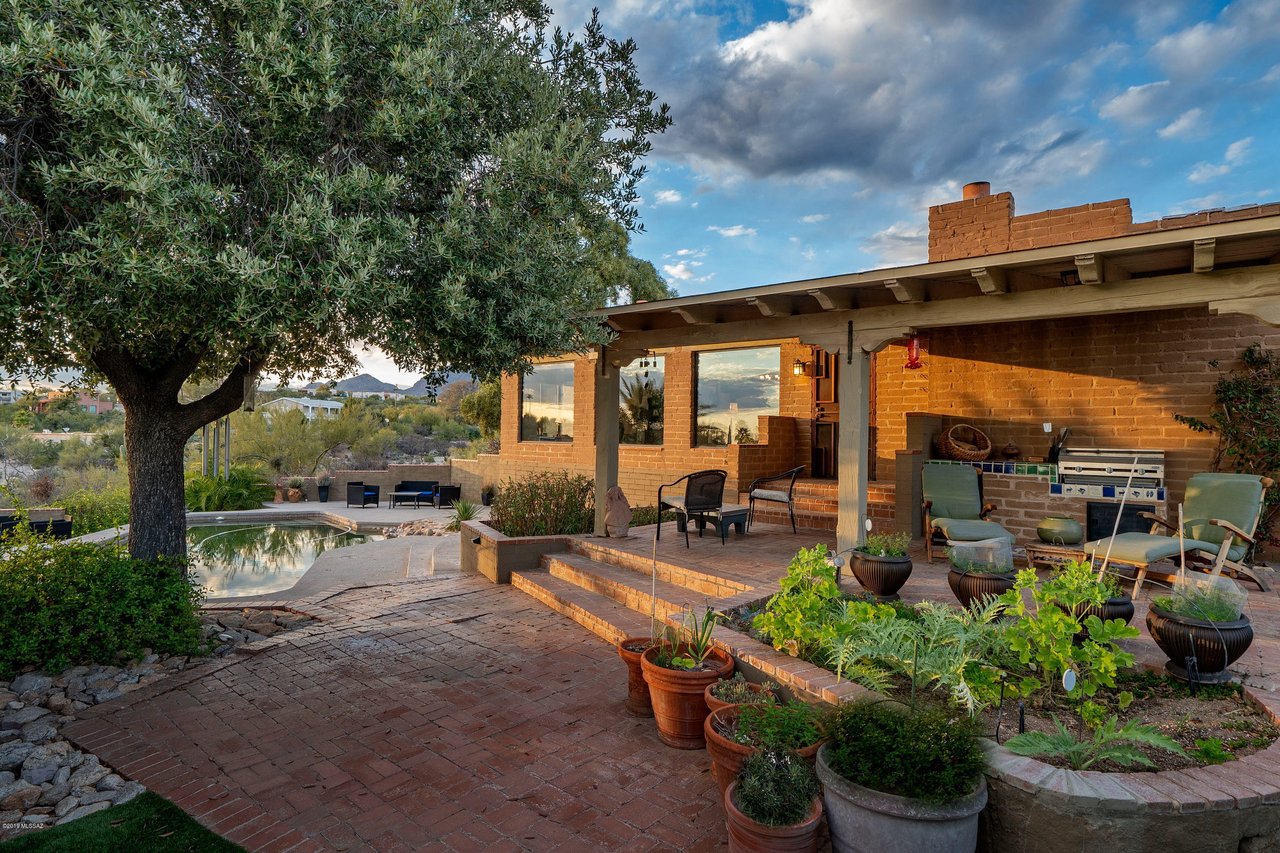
(54, 483), (131, 535)
(709, 673), (777, 705)
(1152, 585), (1244, 622)
(733, 701), (823, 750)
(655, 606), (720, 670)
(1005, 715), (1187, 770)
(446, 499), (480, 531)
(488, 471), (594, 537)
(619, 372), (664, 445)
(1042, 559), (1122, 601)
(1191, 737), (1234, 765)
(459, 380), (502, 438)
(752, 545), (846, 659)
(0, 531), (204, 678)
(999, 568), (1138, 701)
(826, 703), (986, 804)
(857, 531), (911, 557)
(583, 220), (675, 306)
(1175, 344), (1280, 554)
(184, 467), (274, 512)
(734, 750), (819, 828)
(628, 505), (676, 527)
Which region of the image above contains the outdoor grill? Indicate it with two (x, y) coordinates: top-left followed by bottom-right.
(1057, 447), (1165, 488)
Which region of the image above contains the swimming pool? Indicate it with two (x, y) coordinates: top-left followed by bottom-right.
(187, 522), (383, 598)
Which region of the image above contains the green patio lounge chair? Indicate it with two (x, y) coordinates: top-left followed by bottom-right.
(1084, 473), (1274, 598)
(922, 463), (1014, 563)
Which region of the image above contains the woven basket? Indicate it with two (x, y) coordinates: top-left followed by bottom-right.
(934, 424), (993, 462)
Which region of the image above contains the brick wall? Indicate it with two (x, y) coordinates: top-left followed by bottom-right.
(927, 192), (1014, 262)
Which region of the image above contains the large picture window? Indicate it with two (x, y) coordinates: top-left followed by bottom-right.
(619, 356), (664, 445)
(520, 363), (574, 441)
(695, 347), (780, 446)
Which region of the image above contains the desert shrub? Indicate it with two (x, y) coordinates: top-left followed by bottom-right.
(185, 466), (274, 512)
(733, 701), (824, 750)
(489, 471), (594, 537)
(0, 531), (204, 677)
(56, 485), (131, 535)
(825, 702), (986, 804)
(628, 505), (676, 526)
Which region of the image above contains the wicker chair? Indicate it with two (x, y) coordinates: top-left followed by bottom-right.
(657, 470), (728, 547)
(345, 482), (379, 508)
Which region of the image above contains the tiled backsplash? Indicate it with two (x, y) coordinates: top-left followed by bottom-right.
(926, 459), (1058, 482)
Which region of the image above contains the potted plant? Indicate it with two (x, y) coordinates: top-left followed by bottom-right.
(817, 702), (987, 853)
(724, 749), (824, 853)
(480, 484), (496, 507)
(286, 476), (305, 502)
(617, 636), (655, 717)
(705, 673), (778, 715)
(641, 607), (734, 749)
(1147, 578), (1253, 683)
(849, 531), (913, 601)
(316, 473), (332, 503)
(705, 700), (824, 796)
(1044, 559), (1134, 634)
(946, 547), (1017, 609)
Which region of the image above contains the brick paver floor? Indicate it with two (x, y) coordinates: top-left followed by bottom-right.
(63, 577), (726, 852)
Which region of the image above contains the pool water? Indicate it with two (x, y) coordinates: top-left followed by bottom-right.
(187, 523), (382, 598)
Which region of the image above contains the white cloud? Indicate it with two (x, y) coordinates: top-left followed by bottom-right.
(1263, 64), (1280, 84)
(707, 224), (757, 238)
(1150, 0), (1280, 80)
(861, 221), (928, 268)
(1098, 80), (1171, 125)
(673, 247), (705, 257)
(799, 214), (829, 223)
(662, 261), (699, 281)
(1226, 137), (1253, 163)
(1157, 108), (1203, 139)
(1188, 137), (1252, 184)
(801, 247), (816, 262)
(653, 189), (683, 204)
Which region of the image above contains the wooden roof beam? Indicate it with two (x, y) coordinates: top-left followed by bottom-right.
(747, 296), (792, 318)
(1193, 238), (1217, 273)
(671, 306), (718, 325)
(885, 278), (927, 303)
(1074, 253), (1130, 285)
(971, 267), (1007, 295)
(807, 289), (855, 311)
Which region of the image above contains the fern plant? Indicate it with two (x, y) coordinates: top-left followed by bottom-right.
(1005, 715), (1187, 770)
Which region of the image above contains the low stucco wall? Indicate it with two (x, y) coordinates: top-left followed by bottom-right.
(461, 520), (571, 585)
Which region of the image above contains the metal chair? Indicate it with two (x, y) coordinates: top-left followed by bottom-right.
(746, 465), (805, 533)
(345, 482), (379, 508)
(657, 470), (728, 547)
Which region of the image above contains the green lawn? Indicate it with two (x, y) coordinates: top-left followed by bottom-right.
(0, 793), (243, 853)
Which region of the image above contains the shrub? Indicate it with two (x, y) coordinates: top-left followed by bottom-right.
(0, 531), (204, 677)
(56, 485), (131, 536)
(733, 701), (824, 750)
(825, 702), (986, 804)
(857, 531), (910, 557)
(628, 505), (675, 527)
(734, 749), (819, 827)
(185, 466), (274, 512)
(752, 545), (844, 659)
(446, 499), (480, 531)
(489, 471), (594, 537)
(710, 673), (777, 705)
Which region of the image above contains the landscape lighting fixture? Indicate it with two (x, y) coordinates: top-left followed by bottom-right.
(792, 359), (810, 377)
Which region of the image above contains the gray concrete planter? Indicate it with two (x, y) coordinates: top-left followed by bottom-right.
(460, 520), (572, 585)
(816, 742), (987, 853)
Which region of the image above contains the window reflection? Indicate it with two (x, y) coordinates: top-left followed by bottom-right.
(695, 347), (780, 446)
(620, 357), (664, 445)
(521, 363), (574, 441)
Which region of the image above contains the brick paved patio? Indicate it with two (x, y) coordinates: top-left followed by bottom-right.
(63, 577), (726, 852)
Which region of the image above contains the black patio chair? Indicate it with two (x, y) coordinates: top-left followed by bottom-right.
(346, 482), (379, 508)
(746, 465), (805, 533)
(657, 469), (728, 548)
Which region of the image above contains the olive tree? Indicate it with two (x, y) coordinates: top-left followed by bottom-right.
(0, 0), (669, 560)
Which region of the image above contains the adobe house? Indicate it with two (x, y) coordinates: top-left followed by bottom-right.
(482, 182), (1280, 555)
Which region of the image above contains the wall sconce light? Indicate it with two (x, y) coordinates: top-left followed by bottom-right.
(792, 359), (811, 377)
(1059, 269), (1081, 287)
(904, 336), (924, 370)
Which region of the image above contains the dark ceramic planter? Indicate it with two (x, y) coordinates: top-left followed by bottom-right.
(947, 569), (1016, 609)
(317, 485), (330, 502)
(1146, 605), (1253, 683)
(725, 781), (824, 853)
(617, 637), (654, 717)
(1072, 595), (1135, 626)
(1036, 516), (1083, 545)
(850, 552), (913, 602)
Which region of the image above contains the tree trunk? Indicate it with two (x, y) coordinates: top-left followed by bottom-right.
(124, 408), (191, 563)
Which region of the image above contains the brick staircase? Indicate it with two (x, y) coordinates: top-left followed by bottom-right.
(510, 539), (753, 645)
(736, 478), (897, 531)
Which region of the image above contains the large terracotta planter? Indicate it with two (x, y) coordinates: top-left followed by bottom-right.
(725, 780), (824, 853)
(817, 743), (986, 853)
(641, 645), (734, 749)
(705, 681), (774, 716)
(849, 552), (913, 601)
(1146, 605), (1253, 684)
(705, 706), (823, 796)
(617, 637), (654, 717)
(947, 569), (1016, 609)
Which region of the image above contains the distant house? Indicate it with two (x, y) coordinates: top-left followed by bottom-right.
(32, 391), (117, 414)
(260, 397), (344, 420)
(0, 390), (20, 405)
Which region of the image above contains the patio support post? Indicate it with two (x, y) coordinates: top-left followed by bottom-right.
(836, 347), (872, 555)
(593, 350), (621, 537)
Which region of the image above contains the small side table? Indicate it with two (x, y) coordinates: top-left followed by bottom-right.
(1023, 542), (1089, 570)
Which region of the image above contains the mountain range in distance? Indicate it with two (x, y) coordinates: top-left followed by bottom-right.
(302, 371), (475, 396)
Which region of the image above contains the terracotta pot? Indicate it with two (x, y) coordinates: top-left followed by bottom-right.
(705, 681), (774, 716)
(1146, 605), (1253, 684)
(705, 706), (823, 796)
(641, 645), (734, 749)
(617, 637), (654, 717)
(947, 569), (1016, 609)
(287, 488), (303, 503)
(273, 488), (285, 503)
(725, 780), (824, 853)
(849, 552), (913, 601)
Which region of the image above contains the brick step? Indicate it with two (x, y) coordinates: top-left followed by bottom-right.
(737, 493), (840, 514)
(570, 538), (753, 598)
(511, 570), (651, 645)
(746, 505), (837, 531)
(543, 552), (704, 619)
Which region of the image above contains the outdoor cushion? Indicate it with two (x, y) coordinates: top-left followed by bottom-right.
(1085, 533), (1246, 565)
(922, 464), (983, 520)
(1181, 473), (1265, 546)
(750, 488), (790, 503)
(930, 517), (1014, 543)
(661, 496), (687, 510)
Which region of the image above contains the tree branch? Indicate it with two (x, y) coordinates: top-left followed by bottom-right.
(175, 352), (266, 435)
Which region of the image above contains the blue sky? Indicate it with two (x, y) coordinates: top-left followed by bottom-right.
(364, 0), (1280, 384)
